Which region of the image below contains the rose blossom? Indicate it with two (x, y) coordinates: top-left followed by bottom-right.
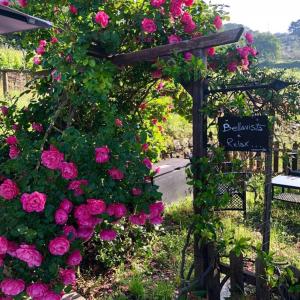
(245, 32), (254, 44)
(99, 229), (117, 241)
(150, 0), (165, 7)
(0, 279), (25, 296)
(15, 244), (43, 268)
(32, 122), (43, 132)
(95, 11), (109, 28)
(168, 34), (181, 44)
(152, 69), (162, 79)
(6, 136), (18, 145)
(48, 236), (70, 256)
(141, 18), (157, 33)
(9, 145), (20, 159)
(207, 47), (215, 57)
(69, 4), (78, 15)
(60, 268), (76, 285)
(0, 179), (19, 200)
(0, 106), (8, 116)
(55, 209), (69, 225)
(26, 283), (48, 298)
(33, 56), (41, 65)
(149, 215), (163, 225)
(142, 143), (149, 152)
(184, 52), (193, 61)
(41, 291), (62, 300)
(132, 188), (142, 196)
(59, 199), (73, 214)
(74, 204), (91, 221)
(149, 201), (164, 218)
(63, 225), (77, 241)
(20, 192), (46, 213)
(0, 1), (9, 6)
(106, 203), (127, 218)
(129, 212), (147, 226)
(227, 61), (238, 72)
(95, 146), (110, 164)
(67, 250), (82, 266)
(0, 255), (5, 267)
(143, 158), (152, 169)
(77, 226), (94, 241)
(36, 46), (45, 55)
(60, 162), (78, 180)
(183, 0), (194, 6)
(108, 167), (124, 180)
(77, 215), (100, 227)
(51, 69), (62, 82)
(7, 241), (18, 257)
(68, 179), (88, 196)
(213, 15), (223, 30)
(41, 146), (64, 170)
(86, 199), (106, 215)
(115, 118), (123, 127)
(51, 37), (59, 44)
(170, 0), (183, 17)
(0, 237), (8, 255)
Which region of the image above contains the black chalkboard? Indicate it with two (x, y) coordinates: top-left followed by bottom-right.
(218, 116), (269, 152)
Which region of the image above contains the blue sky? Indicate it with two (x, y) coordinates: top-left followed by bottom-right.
(208, 0), (300, 33)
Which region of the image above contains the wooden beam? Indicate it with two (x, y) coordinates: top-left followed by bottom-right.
(88, 27), (244, 65)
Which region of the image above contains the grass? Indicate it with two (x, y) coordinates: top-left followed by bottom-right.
(77, 190), (300, 299)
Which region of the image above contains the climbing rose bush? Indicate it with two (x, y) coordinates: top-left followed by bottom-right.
(0, 0), (255, 298)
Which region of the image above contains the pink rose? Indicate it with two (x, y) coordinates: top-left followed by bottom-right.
(143, 158), (152, 169)
(0, 279), (25, 296)
(9, 145), (20, 159)
(237, 46), (250, 59)
(74, 204), (91, 221)
(7, 241), (18, 257)
(77, 226), (94, 241)
(149, 201), (164, 218)
(108, 168), (124, 180)
(41, 291), (62, 300)
(149, 215), (163, 225)
(95, 11), (109, 28)
(39, 40), (47, 47)
(51, 69), (62, 82)
(227, 61), (238, 72)
(60, 162), (78, 180)
(0, 106), (8, 116)
(183, 0), (194, 6)
(63, 225), (77, 241)
(0, 255), (5, 267)
(115, 118), (123, 127)
(95, 146), (110, 164)
(86, 199), (106, 215)
(170, 0), (183, 17)
(129, 212), (147, 226)
(67, 250), (82, 266)
(55, 209), (68, 225)
(32, 122), (43, 132)
(181, 11), (193, 24)
(213, 15), (223, 30)
(16, 244), (43, 268)
(245, 32), (254, 44)
(76, 215), (100, 228)
(6, 136), (18, 145)
(151, 0), (165, 7)
(106, 203), (127, 218)
(41, 146), (64, 170)
(26, 283), (48, 298)
(142, 143), (149, 152)
(99, 229), (117, 241)
(184, 21), (196, 33)
(184, 52), (193, 61)
(132, 188), (142, 196)
(207, 47), (215, 57)
(36, 46), (45, 55)
(33, 56), (41, 65)
(0, 237), (8, 255)
(59, 268), (76, 285)
(0, 179), (19, 200)
(51, 37), (59, 44)
(68, 179), (88, 196)
(69, 4), (78, 15)
(151, 69), (162, 79)
(20, 192), (46, 213)
(0, 1), (10, 6)
(141, 18), (157, 33)
(48, 236), (70, 256)
(168, 34), (181, 44)
(59, 199), (73, 214)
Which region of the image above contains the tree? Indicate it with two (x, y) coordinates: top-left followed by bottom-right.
(289, 19), (300, 36)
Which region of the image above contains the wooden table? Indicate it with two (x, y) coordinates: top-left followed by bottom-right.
(272, 175), (300, 203)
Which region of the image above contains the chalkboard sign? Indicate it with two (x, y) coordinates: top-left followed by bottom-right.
(218, 116), (269, 152)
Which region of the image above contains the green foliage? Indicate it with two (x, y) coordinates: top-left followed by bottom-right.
(0, 47), (27, 69)
(289, 19), (300, 37)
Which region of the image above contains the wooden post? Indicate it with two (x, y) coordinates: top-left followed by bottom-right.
(273, 141), (279, 173)
(255, 256), (270, 300)
(230, 251), (244, 299)
(2, 71), (8, 96)
(292, 142), (298, 171)
(282, 143), (288, 174)
(262, 117), (274, 253)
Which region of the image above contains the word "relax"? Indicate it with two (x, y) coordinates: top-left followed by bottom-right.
(222, 122), (266, 133)
(227, 138), (249, 148)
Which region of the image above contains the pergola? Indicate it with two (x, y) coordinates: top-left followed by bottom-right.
(0, 4), (51, 34)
